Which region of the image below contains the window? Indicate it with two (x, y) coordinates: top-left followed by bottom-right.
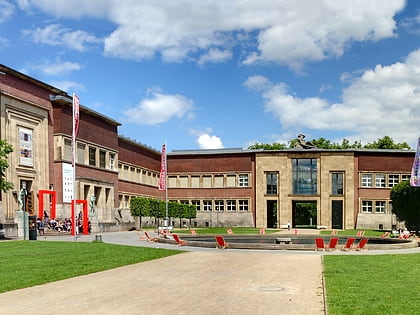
(266, 172), (278, 195)
(203, 200), (212, 211)
(239, 174), (249, 187)
(375, 201), (386, 213)
(77, 143), (85, 164)
(362, 200), (373, 213)
(238, 200), (249, 211)
(361, 174), (372, 187)
(292, 159), (317, 194)
(89, 147), (96, 166)
(388, 174), (399, 188)
(215, 200), (224, 211)
(331, 173), (344, 195)
(401, 174), (410, 182)
(64, 139), (72, 161)
(226, 200), (236, 211)
(375, 174), (386, 188)
(99, 150), (106, 168)
(109, 153), (115, 170)
(191, 200), (200, 211)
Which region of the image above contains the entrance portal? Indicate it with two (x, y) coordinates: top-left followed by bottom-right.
(292, 201), (317, 228)
(266, 200), (277, 228)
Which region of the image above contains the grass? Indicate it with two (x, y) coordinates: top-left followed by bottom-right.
(172, 227), (280, 234)
(323, 254), (420, 315)
(0, 241), (181, 293)
(320, 229), (385, 237)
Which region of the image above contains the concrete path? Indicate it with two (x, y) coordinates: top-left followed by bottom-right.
(0, 232), (326, 315)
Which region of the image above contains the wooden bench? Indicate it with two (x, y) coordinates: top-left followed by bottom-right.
(276, 237), (292, 244)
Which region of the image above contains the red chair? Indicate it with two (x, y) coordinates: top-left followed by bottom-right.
(327, 238), (339, 251)
(356, 230), (365, 237)
(381, 232), (390, 238)
(355, 238), (368, 250)
(314, 238), (325, 251)
(172, 233), (187, 246)
(143, 231), (157, 242)
(342, 238), (356, 250)
(215, 235), (229, 249)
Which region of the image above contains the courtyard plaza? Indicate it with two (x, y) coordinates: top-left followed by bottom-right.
(0, 230), (419, 315)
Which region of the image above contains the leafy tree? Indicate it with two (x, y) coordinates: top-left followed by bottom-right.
(247, 142), (288, 150)
(130, 197), (150, 229)
(185, 204), (197, 227)
(390, 181), (420, 232)
(364, 136), (410, 150)
(0, 140), (13, 192)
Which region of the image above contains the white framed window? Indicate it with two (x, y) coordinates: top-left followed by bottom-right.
(361, 174), (372, 187)
(375, 201), (386, 213)
(109, 153), (115, 170)
(226, 200), (236, 211)
(401, 174), (410, 182)
(203, 200), (212, 211)
(388, 174), (399, 188)
(191, 200), (200, 211)
(375, 174), (386, 188)
(238, 200), (249, 211)
(362, 200), (372, 213)
(239, 174), (249, 187)
(214, 200), (224, 211)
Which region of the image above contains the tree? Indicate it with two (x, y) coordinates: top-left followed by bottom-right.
(130, 197), (150, 229)
(390, 181), (420, 232)
(364, 136), (411, 150)
(0, 140), (13, 192)
(247, 142), (287, 150)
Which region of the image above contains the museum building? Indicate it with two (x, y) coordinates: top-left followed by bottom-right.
(0, 64), (415, 236)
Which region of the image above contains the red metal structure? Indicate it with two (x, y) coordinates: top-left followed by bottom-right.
(38, 190), (56, 219)
(71, 199), (89, 236)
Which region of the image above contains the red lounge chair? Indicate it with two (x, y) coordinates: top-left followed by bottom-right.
(227, 228), (234, 235)
(355, 238), (368, 250)
(143, 231), (157, 242)
(342, 238), (356, 250)
(381, 232), (390, 238)
(215, 235), (229, 249)
(356, 230), (365, 237)
(327, 238), (339, 251)
(314, 238), (325, 251)
(172, 233), (187, 246)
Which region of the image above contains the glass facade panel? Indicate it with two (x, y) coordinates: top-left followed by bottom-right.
(331, 173), (344, 195)
(266, 173), (278, 195)
(292, 159), (317, 194)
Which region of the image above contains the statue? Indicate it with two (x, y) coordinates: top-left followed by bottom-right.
(89, 195), (96, 215)
(294, 134), (316, 149)
(18, 188), (27, 211)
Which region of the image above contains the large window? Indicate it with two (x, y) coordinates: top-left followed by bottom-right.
(292, 159), (317, 194)
(238, 200), (249, 211)
(226, 200), (236, 211)
(375, 174), (386, 188)
(203, 200), (212, 211)
(109, 153), (115, 170)
(214, 200), (224, 211)
(375, 201), (386, 213)
(239, 174), (249, 187)
(362, 200), (373, 213)
(191, 200), (200, 211)
(388, 174), (399, 188)
(361, 174), (372, 187)
(331, 172), (344, 195)
(89, 147), (96, 166)
(99, 150), (106, 168)
(266, 172), (278, 195)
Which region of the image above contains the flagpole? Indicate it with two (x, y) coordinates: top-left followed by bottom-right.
(71, 93), (79, 236)
(165, 140), (169, 227)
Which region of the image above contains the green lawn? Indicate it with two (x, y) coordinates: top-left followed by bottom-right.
(323, 254), (420, 315)
(320, 229), (385, 237)
(0, 241), (181, 293)
(172, 227), (280, 234)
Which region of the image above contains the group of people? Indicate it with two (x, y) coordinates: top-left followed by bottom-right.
(36, 211), (91, 234)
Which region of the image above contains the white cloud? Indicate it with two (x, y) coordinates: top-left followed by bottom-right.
(245, 48), (420, 146)
(32, 59), (82, 75)
(0, 0), (14, 23)
(197, 48), (232, 65)
(197, 133), (224, 149)
(50, 80), (85, 93)
(23, 24), (101, 51)
(124, 90), (194, 125)
(17, 0), (405, 68)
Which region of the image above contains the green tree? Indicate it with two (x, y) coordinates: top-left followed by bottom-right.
(185, 204), (197, 227)
(130, 197), (150, 229)
(364, 136), (411, 150)
(0, 140), (13, 192)
(247, 142), (288, 150)
(390, 181), (420, 231)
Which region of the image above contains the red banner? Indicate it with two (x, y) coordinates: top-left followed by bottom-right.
(158, 144), (167, 191)
(73, 94), (80, 137)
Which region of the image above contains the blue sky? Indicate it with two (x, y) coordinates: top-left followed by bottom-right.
(1, 0), (420, 151)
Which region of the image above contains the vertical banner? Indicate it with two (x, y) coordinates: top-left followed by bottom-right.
(19, 127), (33, 166)
(410, 137), (420, 187)
(158, 144), (167, 191)
(62, 163), (74, 203)
(72, 93), (80, 167)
